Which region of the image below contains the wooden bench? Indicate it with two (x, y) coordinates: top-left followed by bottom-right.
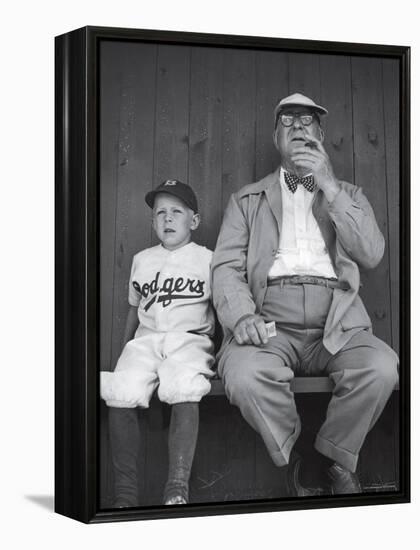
(209, 376), (399, 396)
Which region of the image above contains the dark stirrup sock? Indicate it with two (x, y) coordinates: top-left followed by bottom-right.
(163, 402), (199, 504)
(109, 407), (141, 507)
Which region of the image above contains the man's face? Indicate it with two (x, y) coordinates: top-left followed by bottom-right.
(152, 193), (200, 251)
(273, 107), (323, 167)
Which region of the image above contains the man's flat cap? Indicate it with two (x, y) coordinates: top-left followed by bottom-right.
(274, 92), (328, 124)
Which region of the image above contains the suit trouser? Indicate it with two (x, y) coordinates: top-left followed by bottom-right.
(218, 284), (399, 473)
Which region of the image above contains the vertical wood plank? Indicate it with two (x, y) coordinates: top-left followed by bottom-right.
(381, 59), (400, 491)
(99, 405), (113, 507)
(351, 57), (392, 345)
(153, 45), (191, 186)
(100, 41), (123, 373)
(319, 55), (354, 183)
(382, 58), (400, 355)
(221, 48), (257, 209)
(288, 53), (322, 101)
(109, 43), (158, 370)
(358, 394), (398, 491)
(151, 44), (191, 248)
(188, 46), (224, 250)
(255, 50), (289, 180)
(99, 41), (122, 508)
(191, 399), (258, 502)
(191, 398), (239, 503)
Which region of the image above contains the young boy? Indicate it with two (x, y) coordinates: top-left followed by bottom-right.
(101, 180), (215, 507)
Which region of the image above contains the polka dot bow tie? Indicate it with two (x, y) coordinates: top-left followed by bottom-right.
(284, 171), (315, 193)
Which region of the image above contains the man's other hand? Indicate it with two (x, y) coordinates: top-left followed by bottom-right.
(233, 314), (269, 346)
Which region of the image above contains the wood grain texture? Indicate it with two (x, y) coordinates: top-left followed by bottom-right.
(188, 47), (224, 250)
(100, 41), (123, 372)
(255, 51), (288, 180)
(351, 56), (392, 344)
(153, 45), (190, 185)
(288, 52), (322, 103)
(383, 58), (400, 354)
(221, 48), (257, 208)
(110, 43), (158, 370)
(319, 55), (354, 183)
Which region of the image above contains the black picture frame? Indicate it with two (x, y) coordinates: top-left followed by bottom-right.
(55, 25), (410, 524)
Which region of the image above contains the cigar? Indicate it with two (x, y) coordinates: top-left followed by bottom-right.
(304, 139), (318, 149)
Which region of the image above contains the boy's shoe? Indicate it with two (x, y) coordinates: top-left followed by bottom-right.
(163, 480), (189, 505)
(164, 495), (188, 505)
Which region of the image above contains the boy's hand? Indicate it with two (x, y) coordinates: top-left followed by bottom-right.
(234, 314), (268, 346)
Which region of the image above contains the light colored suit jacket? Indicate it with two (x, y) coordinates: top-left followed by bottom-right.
(211, 167), (384, 356)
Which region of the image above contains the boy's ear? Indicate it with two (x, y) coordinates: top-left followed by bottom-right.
(191, 213), (200, 230)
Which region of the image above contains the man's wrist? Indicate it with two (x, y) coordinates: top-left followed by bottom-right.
(234, 313), (254, 329)
(321, 179), (340, 203)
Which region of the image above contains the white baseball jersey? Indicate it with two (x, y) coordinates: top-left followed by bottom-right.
(128, 241), (215, 336)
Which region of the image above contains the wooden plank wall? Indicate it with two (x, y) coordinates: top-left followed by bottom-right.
(99, 41), (400, 506)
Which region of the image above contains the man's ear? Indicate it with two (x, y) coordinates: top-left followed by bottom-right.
(319, 127), (325, 143)
(273, 128), (280, 151)
(191, 213), (200, 230)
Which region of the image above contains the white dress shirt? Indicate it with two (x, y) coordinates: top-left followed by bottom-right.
(268, 167), (337, 279)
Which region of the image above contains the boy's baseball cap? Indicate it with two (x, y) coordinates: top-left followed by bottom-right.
(145, 180), (198, 213)
(274, 92), (328, 125)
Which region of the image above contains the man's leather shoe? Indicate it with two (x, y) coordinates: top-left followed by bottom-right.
(327, 462), (362, 495)
(287, 454), (321, 497)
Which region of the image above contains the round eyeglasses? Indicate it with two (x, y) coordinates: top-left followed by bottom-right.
(279, 113), (315, 127)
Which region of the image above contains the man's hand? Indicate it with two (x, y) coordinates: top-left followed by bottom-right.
(291, 134), (340, 203)
(233, 314), (268, 346)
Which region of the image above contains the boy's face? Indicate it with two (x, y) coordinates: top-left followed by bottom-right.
(152, 193), (200, 251)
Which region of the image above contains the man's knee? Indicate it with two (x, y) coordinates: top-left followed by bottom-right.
(362, 345), (399, 392)
(222, 353), (260, 404)
(220, 344), (291, 405)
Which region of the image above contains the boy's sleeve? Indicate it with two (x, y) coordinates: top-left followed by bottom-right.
(128, 255), (141, 307)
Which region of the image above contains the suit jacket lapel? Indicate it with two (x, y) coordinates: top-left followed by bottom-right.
(264, 169), (283, 233)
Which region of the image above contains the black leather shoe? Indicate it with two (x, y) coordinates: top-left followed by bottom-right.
(327, 462), (362, 495)
(287, 454), (321, 497)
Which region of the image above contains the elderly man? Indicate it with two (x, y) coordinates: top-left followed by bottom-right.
(211, 92), (399, 495)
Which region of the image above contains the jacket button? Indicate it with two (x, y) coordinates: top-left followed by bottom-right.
(261, 281), (266, 288)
